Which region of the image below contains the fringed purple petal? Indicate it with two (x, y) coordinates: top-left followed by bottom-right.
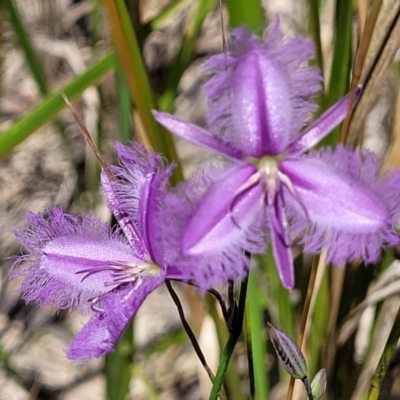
(160, 163), (266, 289)
(282, 146), (400, 264)
(153, 111), (243, 160)
(102, 142), (174, 263)
(12, 208), (138, 312)
(267, 193), (294, 289)
(66, 276), (163, 361)
(183, 163), (264, 254)
(290, 86), (362, 154)
(204, 17), (321, 155)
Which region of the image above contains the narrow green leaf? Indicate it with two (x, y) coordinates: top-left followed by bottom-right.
(206, 295), (244, 400)
(90, 0), (103, 44)
(225, 0), (265, 35)
(321, 0), (353, 145)
(307, 268), (329, 378)
(102, 0), (182, 183)
(105, 321), (134, 400)
(146, 328), (187, 355)
(308, 0), (325, 107)
(159, 0), (215, 113)
(5, 0), (48, 95)
(0, 52), (116, 158)
(115, 61), (133, 144)
(259, 247), (295, 337)
(246, 271), (269, 400)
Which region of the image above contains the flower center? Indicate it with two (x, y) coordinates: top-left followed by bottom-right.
(76, 260), (161, 286)
(257, 156), (280, 204)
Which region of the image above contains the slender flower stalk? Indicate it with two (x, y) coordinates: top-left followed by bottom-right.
(154, 18), (400, 289)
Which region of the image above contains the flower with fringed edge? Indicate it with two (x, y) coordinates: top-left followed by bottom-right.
(154, 18), (400, 289)
(12, 143), (201, 361)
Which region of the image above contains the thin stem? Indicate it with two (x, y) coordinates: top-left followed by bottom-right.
(209, 277), (249, 400)
(244, 295), (255, 399)
(170, 279), (230, 326)
(301, 376), (314, 400)
(165, 280), (215, 383)
(227, 280), (237, 332)
(208, 287), (230, 325)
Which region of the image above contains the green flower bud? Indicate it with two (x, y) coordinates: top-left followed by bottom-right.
(311, 368), (327, 399)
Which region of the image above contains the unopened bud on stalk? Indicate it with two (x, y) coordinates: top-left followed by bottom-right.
(267, 322), (308, 380)
(311, 368), (327, 399)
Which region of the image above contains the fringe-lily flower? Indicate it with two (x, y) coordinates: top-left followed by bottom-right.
(11, 143), (193, 361)
(154, 19), (400, 289)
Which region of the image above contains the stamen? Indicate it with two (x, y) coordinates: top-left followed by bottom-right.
(76, 260), (160, 285)
(277, 171), (310, 221)
(89, 296), (105, 313)
(229, 171), (262, 228)
(257, 156), (280, 205)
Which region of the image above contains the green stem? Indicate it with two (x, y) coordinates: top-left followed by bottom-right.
(209, 277), (249, 400)
(246, 271), (269, 400)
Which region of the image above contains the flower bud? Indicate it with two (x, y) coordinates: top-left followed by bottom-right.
(311, 368), (327, 399)
(267, 322), (308, 379)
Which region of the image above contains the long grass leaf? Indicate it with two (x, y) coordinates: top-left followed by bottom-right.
(101, 0), (182, 183)
(308, 0), (324, 107)
(259, 247), (294, 337)
(159, 0), (215, 112)
(321, 0), (353, 145)
(246, 271), (269, 400)
(206, 296), (244, 400)
(5, 0), (48, 95)
(0, 52), (116, 158)
(105, 321), (134, 400)
(115, 61), (133, 144)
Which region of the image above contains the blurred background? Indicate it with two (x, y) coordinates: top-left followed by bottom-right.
(1, 0), (400, 399)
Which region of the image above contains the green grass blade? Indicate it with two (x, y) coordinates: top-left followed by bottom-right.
(321, 0), (353, 145)
(115, 60), (133, 144)
(225, 0), (265, 35)
(105, 321), (134, 400)
(159, 0), (215, 112)
(90, 0), (103, 44)
(206, 295), (245, 400)
(246, 271), (269, 400)
(5, 0), (48, 95)
(308, 0), (325, 107)
(308, 268), (329, 378)
(0, 52), (116, 158)
(259, 247), (295, 337)
(102, 0), (182, 183)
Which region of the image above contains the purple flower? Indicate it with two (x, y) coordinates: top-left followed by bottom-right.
(154, 19), (400, 289)
(11, 143), (192, 361)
